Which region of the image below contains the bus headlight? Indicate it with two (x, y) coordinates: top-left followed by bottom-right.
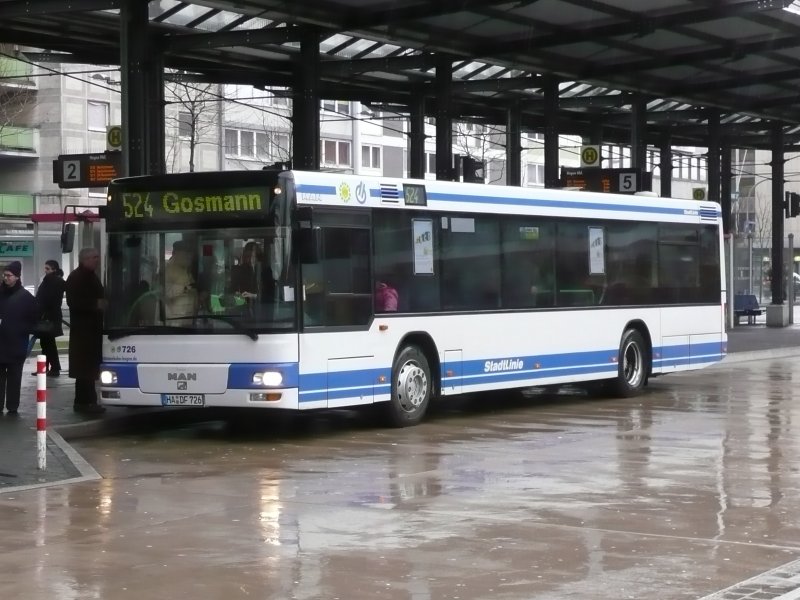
(253, 371), (283, 386)
(100, 370), (118, 385)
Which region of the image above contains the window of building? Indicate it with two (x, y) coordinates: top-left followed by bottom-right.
(320, 139), (351, 167)
(525, 163), (544, 186)
(178, 111), (192, 138)
(256, 132), (269, 157)
(270, 93), (289, 106)
(87, 101), (109, 132)
(224, 129), (238, 155)
(240, 131), (254, 157)
(426, 152), (436, 174)
(322, 100), (351, 115)
(362, 144), (381, 169)
(273, 133), (290, 157)
(224, 128), (258, 159)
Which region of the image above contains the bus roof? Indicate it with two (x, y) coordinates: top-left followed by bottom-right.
(289, 170), (720, 225)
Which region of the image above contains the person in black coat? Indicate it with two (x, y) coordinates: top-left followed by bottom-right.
(0, 261), (37, 415)
(31, 259), (65, 377)
(65, 248), (106, 414)
(229, 241), (275, 317)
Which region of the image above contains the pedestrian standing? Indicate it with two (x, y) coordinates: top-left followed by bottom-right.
(31, 259), (65, 377)
(0, 261), (37, 415)
(65, 248), (106, 415)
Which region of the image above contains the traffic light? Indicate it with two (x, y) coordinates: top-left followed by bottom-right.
(462, 156), (485, 183)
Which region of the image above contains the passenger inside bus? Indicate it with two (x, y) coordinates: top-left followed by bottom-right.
(375, 280), (399, 312)
(163, 240), (198, 320)
(227, 241), (275, 317)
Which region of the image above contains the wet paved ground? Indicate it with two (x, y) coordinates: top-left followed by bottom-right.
(2, 323), (800, 599)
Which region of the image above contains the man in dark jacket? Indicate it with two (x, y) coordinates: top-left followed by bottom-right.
(66, 248), (106, 414)
(0, 261), (37, 415)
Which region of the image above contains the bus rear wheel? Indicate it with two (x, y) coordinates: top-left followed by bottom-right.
(611, 329), (648, 397)
(385, 345), (431, 427)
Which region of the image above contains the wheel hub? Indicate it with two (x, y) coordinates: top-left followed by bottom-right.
(396, 361), (428, 412)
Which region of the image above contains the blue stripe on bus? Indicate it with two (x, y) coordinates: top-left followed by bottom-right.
(296, 184), (337, 195)
(228, 363), (299, 389)
(426, 192), (692, 216)
(100, 362), (301, 390)
(104, 341), (724, 398)
(295, 341), (725, 403)
(101, 362), (139, 387)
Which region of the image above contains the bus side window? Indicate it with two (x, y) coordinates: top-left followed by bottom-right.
(373, 210), (439, 313)
(555, 223), (594, 307)
(500, 219), (554, 309)
(306, 227), (371, 327)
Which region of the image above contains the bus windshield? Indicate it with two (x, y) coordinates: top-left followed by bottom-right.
(105, 225), (296, 336)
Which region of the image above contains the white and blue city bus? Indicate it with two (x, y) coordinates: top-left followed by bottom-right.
(99, 168), (727, 426)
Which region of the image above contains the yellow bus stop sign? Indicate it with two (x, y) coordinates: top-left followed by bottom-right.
(580, 145), (600, 167)
(107, 125), (122, 150)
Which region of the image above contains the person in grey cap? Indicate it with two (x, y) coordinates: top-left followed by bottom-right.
(0, 261), (37, 415)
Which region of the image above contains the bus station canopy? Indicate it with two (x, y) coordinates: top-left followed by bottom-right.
(3, 0), (800, 148)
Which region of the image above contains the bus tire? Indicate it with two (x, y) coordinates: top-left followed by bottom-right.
(611, 329), (648, 397)
(385, 345), (431, 427)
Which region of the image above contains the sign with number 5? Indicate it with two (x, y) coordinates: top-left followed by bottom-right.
(619, 172), (637, 192)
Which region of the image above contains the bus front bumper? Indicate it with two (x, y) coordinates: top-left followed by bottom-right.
(99, 387), (300, 410)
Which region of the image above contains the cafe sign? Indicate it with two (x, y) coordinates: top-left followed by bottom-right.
(0, 240), (34, 257)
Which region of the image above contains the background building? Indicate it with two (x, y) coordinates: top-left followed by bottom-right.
(1, 52), (722, 288)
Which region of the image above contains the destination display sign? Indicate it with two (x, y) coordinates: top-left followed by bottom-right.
(53, 151), (122, 189)
(108, 187), (269, 221)
(559, 167), (652, 194)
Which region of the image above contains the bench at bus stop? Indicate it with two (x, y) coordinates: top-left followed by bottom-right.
(734, 294), (762, 325)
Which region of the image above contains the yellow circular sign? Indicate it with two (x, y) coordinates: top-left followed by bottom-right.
(692, 188), (706, 201)
(107, 126), (122, 149)
(581, 146), (599, 166)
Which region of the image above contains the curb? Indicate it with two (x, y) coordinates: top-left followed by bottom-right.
(54, 406), (213, 440)
(718, 347), (800, 365)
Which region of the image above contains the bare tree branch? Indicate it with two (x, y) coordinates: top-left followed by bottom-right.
(0, 45), (36, 151)
(164, 77), (220, 172)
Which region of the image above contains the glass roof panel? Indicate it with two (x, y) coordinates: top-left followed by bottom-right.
(340, 38), (379, 58)
(233, 17), (271, 31)
(321, 34), (353, 53)
(367, 43), (402, 58)
(157, 4), (209, 27)
(193, 10), (249, 32)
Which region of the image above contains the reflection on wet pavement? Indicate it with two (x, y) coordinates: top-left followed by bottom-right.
(2, 358), (800, 599)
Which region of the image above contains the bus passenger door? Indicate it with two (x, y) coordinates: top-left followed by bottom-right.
(299, 210), (374, 408)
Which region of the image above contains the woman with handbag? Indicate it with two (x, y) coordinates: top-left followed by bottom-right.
(31, 260), (65, 377)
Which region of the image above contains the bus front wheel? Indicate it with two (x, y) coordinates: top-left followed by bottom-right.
(385, 345), (431, 427)
(611, 329), (648, 397)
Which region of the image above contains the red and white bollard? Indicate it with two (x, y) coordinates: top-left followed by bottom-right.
(36, 355), (47, 470)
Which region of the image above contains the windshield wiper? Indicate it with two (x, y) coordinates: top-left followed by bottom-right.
(106, 324), (190, 341)
(107, 317), (259, 341)
(193, 314), (259, 341)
